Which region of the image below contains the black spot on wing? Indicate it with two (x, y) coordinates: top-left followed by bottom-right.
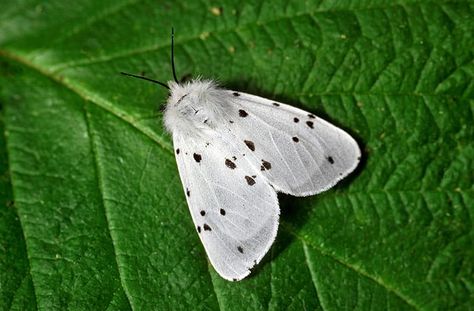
(245, 176), (256, 186)
(292, 136), (299, 142)
(203, 224), (212, 231)
(176, 148), (180, 154)
(244, 140), (255, 151)
(272, 102), (280, 106)
(306, 121), (314, 129)
(261, 160), (271, 170)
(233, 92), (240, 96)
(200, 210), (206, 216)
(237, 246), (244, 253)
(239, 109), (248, 117)
(327, 156), (335, 164)
(193, 153), (202, 162)
(186, 188), (190, 197)
(293, 117), (299, 123)
(225, 159), (237, 169)
(308, 113), (316, 119)
(220, 209), (226, 216)
(197, 226), (201, 233)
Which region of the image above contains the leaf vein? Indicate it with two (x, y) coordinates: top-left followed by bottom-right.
(285, 222), (421, 310)
(302, 241), (329, 311)
(83, 104), (134, 310)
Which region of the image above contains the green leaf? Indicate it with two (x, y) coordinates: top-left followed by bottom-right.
(0, 0), (472, 310)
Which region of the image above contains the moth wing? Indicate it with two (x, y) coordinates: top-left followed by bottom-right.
(227, 91), (361, 196)
(173, 133), (279, 281)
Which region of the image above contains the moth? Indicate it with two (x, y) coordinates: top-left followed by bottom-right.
(122, 30), (361, 281)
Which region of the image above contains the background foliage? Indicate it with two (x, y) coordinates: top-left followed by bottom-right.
(0, 0), (473, 310)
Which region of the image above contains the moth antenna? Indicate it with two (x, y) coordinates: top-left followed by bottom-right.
(171, 27), (179, 83)
(120, 72), (170, 90)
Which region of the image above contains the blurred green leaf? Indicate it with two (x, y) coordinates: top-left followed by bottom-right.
(0, 0), (472, 310)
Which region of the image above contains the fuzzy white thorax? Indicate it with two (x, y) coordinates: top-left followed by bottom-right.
(164, 79), (228, 137)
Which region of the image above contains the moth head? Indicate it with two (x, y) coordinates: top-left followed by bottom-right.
(167, 79), (218, 106)
(163, 79), (221, 135)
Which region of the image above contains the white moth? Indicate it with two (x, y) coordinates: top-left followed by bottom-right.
(122, 30), (361, 282)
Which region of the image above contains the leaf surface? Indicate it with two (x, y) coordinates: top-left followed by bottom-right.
(0, 1), (473, 310)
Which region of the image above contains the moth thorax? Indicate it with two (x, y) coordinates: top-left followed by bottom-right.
(164, 79), (225, 135)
